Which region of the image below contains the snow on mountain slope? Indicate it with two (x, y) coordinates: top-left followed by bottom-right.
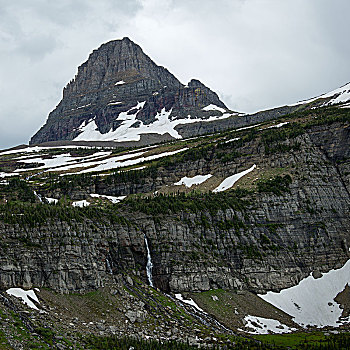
(72, 200), (90, 207)
(73, 102), (234, 142)
(175, 294), (204, 313)
(0, 142), (189, 177)
(14, 152), (112, 172)
(6, 288), (40, 310)
(0, 145), (105, 157)
(174, 174), (213, 188)
(202, 104), (226, 113)
(213, 165), (256, 192)
(290, 82), (350, 107)
(76, 148), (188, 174)
(239, 315), (297, 335)
(31, 38), (232, 145)
(90, 194), (126, 204)
(258, 259), (350, 328)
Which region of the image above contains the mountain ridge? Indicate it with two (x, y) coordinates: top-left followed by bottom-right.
(29, 38), (350, 148)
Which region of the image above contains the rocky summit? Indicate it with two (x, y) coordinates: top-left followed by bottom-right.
(30, 37), (231, 146)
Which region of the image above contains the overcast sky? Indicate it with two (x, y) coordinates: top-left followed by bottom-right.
(1, 0), (349, 149)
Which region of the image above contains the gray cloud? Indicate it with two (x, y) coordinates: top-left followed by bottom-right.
(14, 35), (59, 61)
(0, 0), (349, 149)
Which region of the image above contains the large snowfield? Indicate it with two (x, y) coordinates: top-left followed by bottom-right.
(259, 259), (350, 328)
(73, 102), (233, 142)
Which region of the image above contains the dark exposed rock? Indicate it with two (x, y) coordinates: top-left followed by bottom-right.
(312, 270), (323, 279)
(30, 38), (229, 145)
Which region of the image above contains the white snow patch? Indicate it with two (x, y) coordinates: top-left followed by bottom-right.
(239, 315), (296, 334)
(174, 174), (212, 188)
(15, 153), (76, 170)
(46, 197), (58, 204)
(235, 124), (261, 132)
(76, 148), (188, 174)
(90, 194), (126, 204)
(6, 288), (40, 310)
(108, 101), (122, 106)
(122, 166), (146, 172)
(225, 137), (241, 144)
(0, 145), (106, 157)
(0, 147), (43, 156)
(289, 82), (350, 107)
(14, 152), (112, 173)
(175, 293), (204, 312)
(134, 101), (146, 109)
(115, 80), (125, 85)
(202, 104), (226, 113)
(203, 113), (233, 122)
(0, 172), (18, 178)
(73, 102), (235, 142)
(134, 145), (158, 152)
(259, 259), (350, 328)
(33, 190), (43, 202)
(340, 102), (350, 109)
(77, 103), (91, 109)
(54, 151), (144, 173)
(72, 200), (90, 207)
(213, 164), (256, 192)
(265, 122), (289, 129)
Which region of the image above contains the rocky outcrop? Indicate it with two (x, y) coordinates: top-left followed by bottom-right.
(30, 38), (229, 145)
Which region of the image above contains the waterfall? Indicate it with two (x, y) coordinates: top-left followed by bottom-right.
(106, 258), (113, 274)
(33, 190), (43, 203)
(144, 235), (154, 287)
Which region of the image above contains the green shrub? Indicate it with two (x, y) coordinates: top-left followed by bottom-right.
(257, 175), (292, 195)
(123, 189), (250, 216)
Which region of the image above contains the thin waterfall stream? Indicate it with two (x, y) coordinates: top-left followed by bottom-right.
(144, 235), (154, 287)
(106, 257), (113, 274)
(33, 190), (43, 203)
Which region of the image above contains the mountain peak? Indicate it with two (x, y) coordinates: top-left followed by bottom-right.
(30, 39), (230, 145)
(62, 37), (181, 99)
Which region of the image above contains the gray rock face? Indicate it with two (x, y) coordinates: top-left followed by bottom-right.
(3, 122), (350, 295)
(30, 37), (228, 145)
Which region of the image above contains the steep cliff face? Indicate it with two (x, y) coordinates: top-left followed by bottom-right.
(3, 114), (350, 295)
(0, 167), (349, 295)
(30, 38), (229, 145)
